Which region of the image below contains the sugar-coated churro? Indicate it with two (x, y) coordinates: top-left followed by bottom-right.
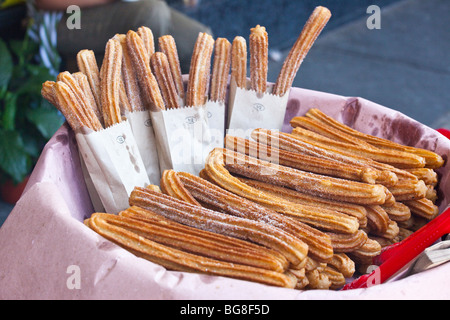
(305, 108), (444, 169)
(129, 186), (309, 266)
(231, 36), (247, 89)
(126, 30), (165, 111)
(137, 26), (155, 58)
(273, 6), (331, 97)
(100, 39), (123, 127)
(72, 71), (103, 125)
(114, 33), (146, 112)
(76, 49), (102, 110)
(158, 35), (185, 100)
(150, 52), (182, 109)
(186, 32), (214, 107)
(87, 212), (297, 288)
(210, 38), (231, 103)
(249, 25), (268, 94)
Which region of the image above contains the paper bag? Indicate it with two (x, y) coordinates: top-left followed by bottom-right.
(125, 110), (161, 184)
(75, 120), (150, 214)
(227, 79), (290, 139)
(150, 105), (214, 176)
(205, 100), (226, 148)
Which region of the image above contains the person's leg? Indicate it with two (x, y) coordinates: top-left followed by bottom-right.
(57, 0), (212, 73)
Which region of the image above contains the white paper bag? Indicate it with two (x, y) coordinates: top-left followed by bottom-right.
(150, 105), (214, 176)
(227, 79), (290, 139)
(125, 110), (161, 184)
(205, 100), (226, 149)
(76, 120), (150, 214)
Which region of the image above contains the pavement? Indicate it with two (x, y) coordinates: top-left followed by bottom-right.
(0, 0), (449, 228)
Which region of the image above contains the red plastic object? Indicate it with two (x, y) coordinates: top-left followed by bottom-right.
(342, 207), (450, 290)
(437, 128), (450, 139)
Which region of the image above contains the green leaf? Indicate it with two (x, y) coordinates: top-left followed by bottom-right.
(2, 91), (17, 130)
(0, 38), (13, 89)
(26, 106), (64, 139)
(0, 129), (30, 183)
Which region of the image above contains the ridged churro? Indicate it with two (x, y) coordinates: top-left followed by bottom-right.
(176, 171), (334, 263)
(76, 49), (102, 110)
(290, 126), (426, 169)
(126, 30), (165, 111)
(53, 81), (102, 131)
(403, 198), (439, 221)
(210, 38), (231, 103)
(87, 212), (297, 288)
(325, 230), (368, 253)
(160, 170), (201, 206)
(137, 26), (155, 58)
(231, 36), (247, 89)
(41, 80), (58, 108)
(120, 206), (289, 272)
(305, 108), (444, 169)
(249, 25), (268, 94)
(186, 32), (214, 107)
(237, 176), (367, 228)
(251, 128), (399, 187)
(225, 135), (379, 184)
(129, 186), (309, 266)
(215, 148), (388, 206)
(100, 39), (123, 127)
(150, 52), (182, 109)
(114, 33), (146, 112)
(273, 6), (331, 97)
(158, 35), (185, 100)
(72, 72), (103, 125)
(204, 149), (364, 234)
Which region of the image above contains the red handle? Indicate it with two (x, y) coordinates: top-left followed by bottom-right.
(342, 207), (450, 290)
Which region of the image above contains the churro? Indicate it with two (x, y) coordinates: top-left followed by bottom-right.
(204, 149), (364, 235)
(251, 128), (399, 187)
(150, 52), (181, 109)
(72, 71), (103, 125)
(325, 230), (368, 253)
(76, 49), (102, 109)
(137, 26), (155, 58)
(305, 108), (444, 169)
(215, 148), (388, 206)
(41, 80), (58, 107)
(348, 238), (381, 265)
(129, 186), (309, 266)
(237, 176), (367, 228)
(290, 126), (426, 169)
(158, 35), (185, 100)
(100, 39), (123, 127)
(115, 33), (146, 112)
(120, 206), (289, 272)
(186, 32), (214, 107)
(231, 36), (247, 89)
(273, 6), (331, 97)
(403, 198), (439, 221)
(327, 253), (355, 278)
(225, 135), (379, 184)
(210, 38), (231, 103)
(249, 25), (268, 94)
(176, 171), (334, 263)
(126, 30), (165, 111)
(53, 81), (102, 131)
(160, 170), (201, 206)
(87, 212), (297, 288)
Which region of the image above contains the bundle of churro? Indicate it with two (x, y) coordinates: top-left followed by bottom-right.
(227, 6), (331, 139)
(42, 41), (153, 214)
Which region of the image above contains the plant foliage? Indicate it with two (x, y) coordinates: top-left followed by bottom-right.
(0, 34), (63, 184)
